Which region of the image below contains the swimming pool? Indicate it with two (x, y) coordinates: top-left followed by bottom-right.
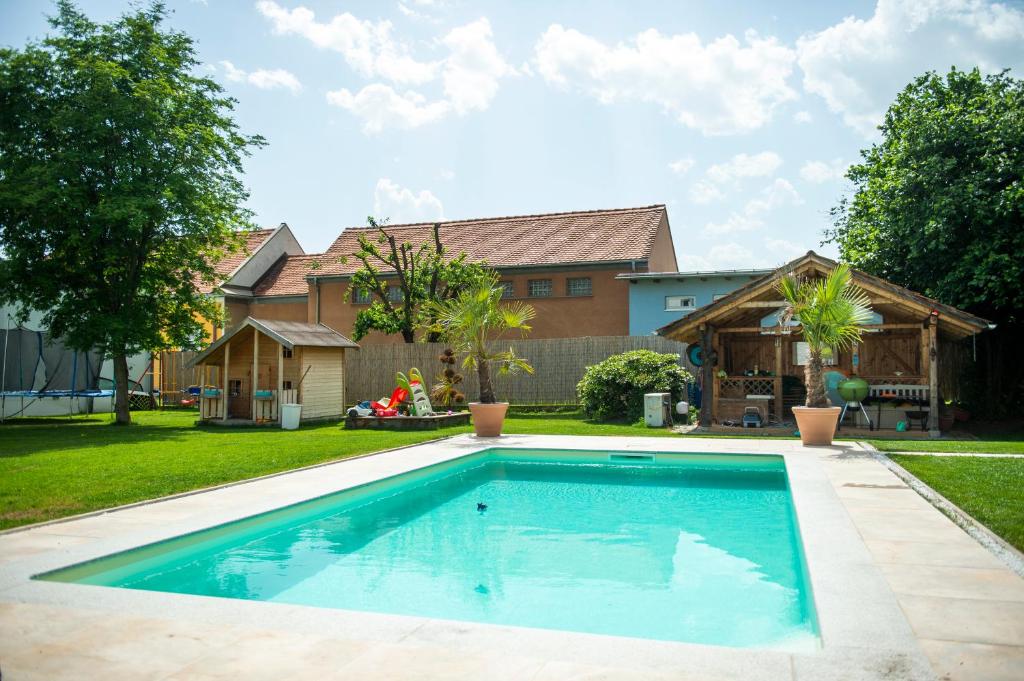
(38, 448), (818, 649)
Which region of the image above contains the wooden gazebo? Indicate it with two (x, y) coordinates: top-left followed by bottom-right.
(658, 252), (990, 435)
(188, 317), (358, 425)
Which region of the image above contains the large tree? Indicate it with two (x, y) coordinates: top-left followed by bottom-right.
(826, 67), (1023, 413)
(335, 217), (487, 342)
(0, 1), (264, 424)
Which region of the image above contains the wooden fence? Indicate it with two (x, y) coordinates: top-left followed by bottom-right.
(345, 336), (693, 406)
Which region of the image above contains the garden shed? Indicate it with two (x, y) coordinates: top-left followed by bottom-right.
(657, 252), (990, 435)
(188, 317), (358, 425)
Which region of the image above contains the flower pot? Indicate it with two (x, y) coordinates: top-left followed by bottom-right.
(792, 406), (841, 446)
(469, 402), (509, 437)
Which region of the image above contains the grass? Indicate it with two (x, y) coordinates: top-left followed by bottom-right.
(0, 409), (672, 531)
(888, 454), (1024, 552)
(869, 437), (1024, 454)
(3, 407), (1020, 533)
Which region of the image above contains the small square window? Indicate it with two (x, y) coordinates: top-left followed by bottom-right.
(500, 281), (515, 299)
(528, 279), (553, 297)
(282, 380), (293, 390)
(282, 347), (293, 359)
(567, 277), (592, 297)
(387, 286), (403, 303)
(228, 379), (242, 398)
(352, 288), (371, 304)
(665, 295), (696, 311)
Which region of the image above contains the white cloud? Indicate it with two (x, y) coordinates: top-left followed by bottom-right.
(793, 110), (813, 123)
(326, 85), (450, 133)
(441, 19), (513, 114)
(689, 181), (725, 205)
(257, 1), (438, 85)
(679, 243), (758, 270)
(705, 179), (801, 235)
(668, 158), (696, 175)
(797, 0), (1024, 136)
(764, 238), (806, 261)
(706, 151), (782, 184)
(534, 25), (796, 135)
(799, 158), (848, 184)
(439, 169), (455, 180)
(260, 4), (513, 131)
(373, 178), (445, 223)
(218, 60), (302, 93)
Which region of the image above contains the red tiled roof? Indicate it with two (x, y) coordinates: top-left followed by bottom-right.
(314, 205), (667, 276)
(253, 254), (320, 296)
(196, 228), (277, 294)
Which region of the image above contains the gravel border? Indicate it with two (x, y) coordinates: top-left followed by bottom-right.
(861, 441), (1024, 578)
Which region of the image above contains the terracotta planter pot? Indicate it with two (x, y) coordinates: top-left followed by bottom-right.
(469, 402), (509, 437)
(793, 406), (841, 446)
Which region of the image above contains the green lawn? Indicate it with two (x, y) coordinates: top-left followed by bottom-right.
(0, 410), (674, 531)
(870, 438), (1024, 454)
(888, 454), (1024, 552)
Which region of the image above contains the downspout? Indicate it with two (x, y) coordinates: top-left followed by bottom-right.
(314, 276), (321, 325)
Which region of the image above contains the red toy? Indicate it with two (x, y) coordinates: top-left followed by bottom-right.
(371, 386), (408, 417)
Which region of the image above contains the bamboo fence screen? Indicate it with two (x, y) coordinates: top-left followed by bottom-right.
(344, 336), (694, 406)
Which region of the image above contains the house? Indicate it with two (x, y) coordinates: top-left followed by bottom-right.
(188, 317), (358, 424)
(198, 223), (306, 341)
(656, 251), (990, 435)
(242, 205), (678, 343)
(616, 268), (772, 336)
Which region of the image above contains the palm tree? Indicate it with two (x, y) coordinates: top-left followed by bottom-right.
(424, 273), (535, 403)
(778, 264), (873, 408)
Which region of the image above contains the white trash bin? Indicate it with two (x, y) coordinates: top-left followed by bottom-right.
(280, 403), (302, 430)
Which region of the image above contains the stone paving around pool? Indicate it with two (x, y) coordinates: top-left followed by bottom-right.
(0, 434), (1022, 681)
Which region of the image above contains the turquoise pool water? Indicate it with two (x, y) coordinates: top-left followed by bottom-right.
(39, 449), (818, 649)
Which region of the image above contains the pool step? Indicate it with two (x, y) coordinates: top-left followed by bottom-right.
(608, 453), (656, 463)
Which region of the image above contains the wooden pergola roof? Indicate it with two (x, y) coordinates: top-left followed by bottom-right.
(657, 251), (990, 343)
(188, 317), (358, 367)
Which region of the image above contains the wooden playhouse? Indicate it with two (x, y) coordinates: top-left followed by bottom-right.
(658, 252), (990, 435)
(188, 317), (358, 425)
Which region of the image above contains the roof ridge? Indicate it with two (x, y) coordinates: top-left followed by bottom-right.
(336, 204), (667, 233)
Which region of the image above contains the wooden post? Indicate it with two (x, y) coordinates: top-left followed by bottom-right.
(277, 342), (284, 421)
(252, 330), (260, 423)
(699, 324), (714, 427)
(927, 316), (939, 436)
(774, 336), (783, 423)
(223, 341), (230, 421)
(711, 328), (720, 424)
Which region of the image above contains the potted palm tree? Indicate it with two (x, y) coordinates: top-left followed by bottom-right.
(779, 264), (873, 446)
(424, 274), (535, 436)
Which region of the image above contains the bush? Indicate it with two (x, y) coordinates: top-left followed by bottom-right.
(577, 350), (693, 422)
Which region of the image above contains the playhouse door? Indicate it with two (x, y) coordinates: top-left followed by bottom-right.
(228, 376), (251, 419)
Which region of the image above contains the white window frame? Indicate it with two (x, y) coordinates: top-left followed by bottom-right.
(528, 279), (553, 298)
(566, 277), (592, 297)
(665, 295), (697, 312)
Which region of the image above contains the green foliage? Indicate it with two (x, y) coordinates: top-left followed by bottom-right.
(826, 67), (1024, 321)
(576, 350), (692, 422)
(345, 217), (488, 342)
(778, 264), (873, 408)
(0, 1), (263, 423)
(423, 273), (535, 403)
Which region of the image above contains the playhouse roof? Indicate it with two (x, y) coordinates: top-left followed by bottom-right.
(189, 317), (358, 367)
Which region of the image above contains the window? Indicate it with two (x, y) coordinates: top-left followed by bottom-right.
(665, 295), (696, 311)
(567, 277), (592, 297)
(528, 279), (553, 297)
(352, 288), (371, 304)
(282, 380), (293, 390)
(387, 286), (403, 303)
(228, 379), (242, 398)
(712, 293), (728, 302)
(500, 281), (515, 299)
(282, 347), (293, 359)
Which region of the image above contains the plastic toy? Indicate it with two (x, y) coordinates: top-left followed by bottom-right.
(347, 401), (373, 418)
(371, 385), (408, 417)
(397, 368), (435, 416)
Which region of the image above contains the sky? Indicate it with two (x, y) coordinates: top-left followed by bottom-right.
(2, 0), (1023, 269)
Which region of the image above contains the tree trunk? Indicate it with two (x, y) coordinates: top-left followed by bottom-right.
(478, 359), (495, 404)
(804, 349), (829, 408)
(401, 327), (414, 343)
(112, 353), (132, 425)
